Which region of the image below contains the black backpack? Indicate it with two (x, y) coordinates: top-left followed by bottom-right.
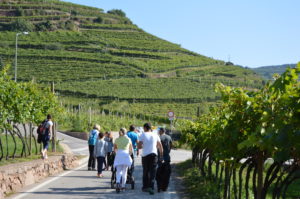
(37, 120), (47, 143)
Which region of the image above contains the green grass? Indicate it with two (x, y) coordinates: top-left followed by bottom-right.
(0, 134), (64, 166)
(177, 159), (221, 199)
(176, 159), (300, 199)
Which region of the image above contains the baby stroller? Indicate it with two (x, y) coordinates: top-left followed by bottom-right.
(110, 152), (135, 191)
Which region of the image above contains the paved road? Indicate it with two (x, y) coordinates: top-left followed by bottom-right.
(9, 132), (191, 199)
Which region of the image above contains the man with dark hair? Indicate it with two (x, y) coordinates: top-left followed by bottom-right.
(158, 128), (172, 162)
(156, 127), (173, 192)
(138, 123), (163, 195)
(127, 125), (139, 157)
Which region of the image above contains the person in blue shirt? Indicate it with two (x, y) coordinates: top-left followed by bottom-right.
(127, 125), (139, 173)
(127, 125), (139, 157)
(87, 124), (100, 171)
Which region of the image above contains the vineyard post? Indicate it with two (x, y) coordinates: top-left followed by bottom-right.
(89, 107), (92, 125)
(52, 122), (56, 152)
(29, 123), (32, 155)
(51, 82), (56, 152)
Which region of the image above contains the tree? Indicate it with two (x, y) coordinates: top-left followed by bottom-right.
(9, 19), (34, 32)
(93, 16), (103, 23)
(107, 9), (126, 17)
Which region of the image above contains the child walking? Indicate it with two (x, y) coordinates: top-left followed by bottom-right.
(94, 132), (108, 177)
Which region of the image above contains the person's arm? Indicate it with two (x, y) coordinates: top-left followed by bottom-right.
(104, 142), (108, 155)
(114, 144), (118, 153)
(94, 142), (97, 157)
(129, 143), (133, 155)
(49, 123), (53, 140)
(137, 134), (143, 149)
(137, 141), (143, 149)
(135, 135), (139, 155)
(157, 141), (163, 157)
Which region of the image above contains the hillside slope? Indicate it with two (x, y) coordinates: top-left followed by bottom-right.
(0, 0), (263, 120)
(252, 64), (296, 80)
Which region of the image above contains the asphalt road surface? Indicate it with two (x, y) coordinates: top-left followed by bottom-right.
(9, 132), (191, 199)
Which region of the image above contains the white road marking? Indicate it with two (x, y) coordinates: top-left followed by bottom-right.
(71, 147), (88, 152)
(12, 158), (88, 199)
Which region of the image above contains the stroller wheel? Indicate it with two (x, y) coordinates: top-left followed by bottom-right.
(131, 178), (135, 190)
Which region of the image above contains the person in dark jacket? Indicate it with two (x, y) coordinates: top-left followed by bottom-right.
(156, 127), (172, 192)
(87, 124), (100, 170)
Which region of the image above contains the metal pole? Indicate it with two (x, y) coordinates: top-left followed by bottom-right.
(15, 33), (19, 82)
(89, 107), (92, 125)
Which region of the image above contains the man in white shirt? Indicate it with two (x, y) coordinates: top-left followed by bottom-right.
(138, 123), (163, 195)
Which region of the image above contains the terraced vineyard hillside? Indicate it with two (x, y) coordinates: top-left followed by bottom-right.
(0, 0), (263, 127)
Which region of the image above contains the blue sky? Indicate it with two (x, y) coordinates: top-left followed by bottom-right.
(64, 0), (300, 68)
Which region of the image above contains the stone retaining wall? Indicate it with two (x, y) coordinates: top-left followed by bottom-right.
(0, 154), (79, 199)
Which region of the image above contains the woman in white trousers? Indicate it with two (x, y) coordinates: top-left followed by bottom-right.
(114, 128), (133, 193)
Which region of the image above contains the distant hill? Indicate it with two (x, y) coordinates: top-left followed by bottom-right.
(0, 0), (263, 119)
(252, 64), (296, 80)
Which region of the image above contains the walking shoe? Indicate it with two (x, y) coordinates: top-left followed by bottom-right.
(88, 167), (92, 171)
(92, 168), (96, 171)
(116, 183), (121, 193)
(148, 188), (154, 195)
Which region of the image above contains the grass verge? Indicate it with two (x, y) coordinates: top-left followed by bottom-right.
(176, 159), (220, 199)
(176, 159), (300, 199)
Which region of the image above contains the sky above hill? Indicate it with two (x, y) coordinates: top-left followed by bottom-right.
(64, 0), (300, 68)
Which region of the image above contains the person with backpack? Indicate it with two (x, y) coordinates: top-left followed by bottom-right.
(88, 124), (100, 171)
(41, 114), (53, 160)
(138, 123), (163, 195)
(156, 127), (173, 192)
(94, 132), (108, 178)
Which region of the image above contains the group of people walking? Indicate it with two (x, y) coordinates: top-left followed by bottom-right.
(87, 122), (172, 195)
